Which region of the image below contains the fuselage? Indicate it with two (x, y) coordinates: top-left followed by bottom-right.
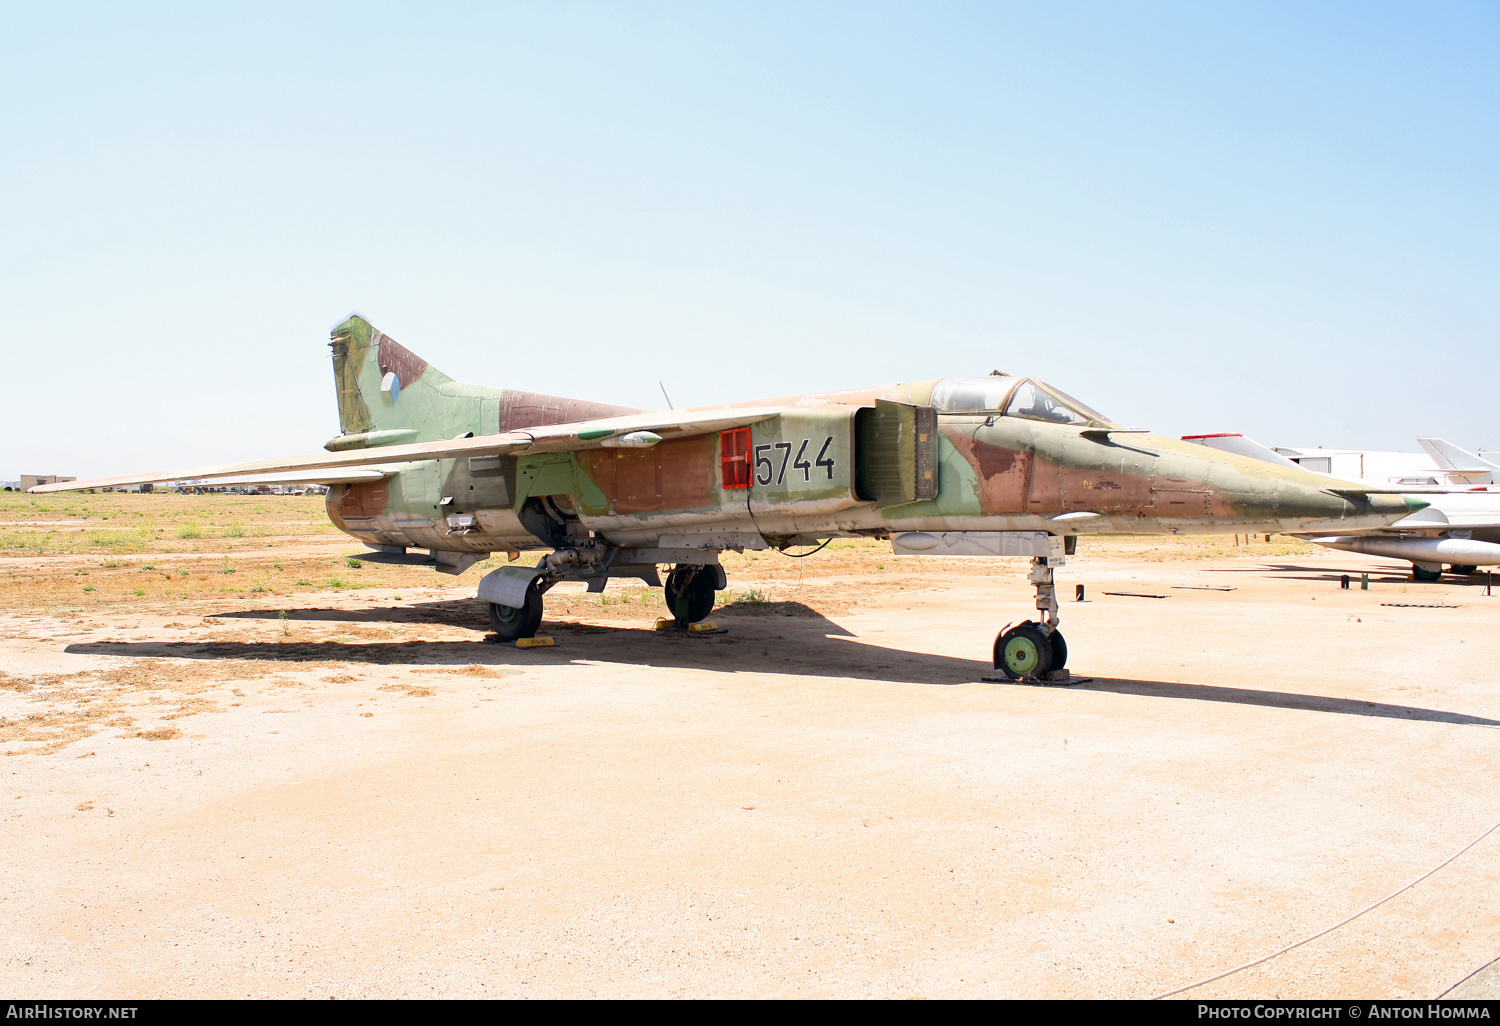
(325, 375), (1419, 558)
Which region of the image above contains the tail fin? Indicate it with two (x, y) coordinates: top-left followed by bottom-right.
(326, 313), (647, 451)
(327, 314), (499, 450)
(1417, 437), (1498, 475)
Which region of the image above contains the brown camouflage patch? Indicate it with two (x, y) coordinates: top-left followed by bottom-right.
(577, 435), (716, 514)
(498, 389), (643, 433)
(375, 332), (429, 387)
(335, 480), (391, 518)
(948, 428), (1031, 514)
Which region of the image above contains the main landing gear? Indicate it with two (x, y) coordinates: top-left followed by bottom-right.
(664, 565), (717, 627)
(1413, 563), (1477, 582)
(994, 555), (1069, 681)
(484, 560), (722, 642)
(487, 576), (549, 642)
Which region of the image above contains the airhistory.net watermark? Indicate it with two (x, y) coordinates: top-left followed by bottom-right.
(6, 1007), (138, 1020)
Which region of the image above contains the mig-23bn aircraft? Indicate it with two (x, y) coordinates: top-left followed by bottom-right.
(32, 315), (1423, 679)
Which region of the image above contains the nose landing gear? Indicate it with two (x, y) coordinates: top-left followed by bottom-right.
(993, 555), (1072, 682)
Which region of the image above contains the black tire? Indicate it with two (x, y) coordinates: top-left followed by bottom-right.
(994, 622), (1054, 680)
(488, 581), (544, 641)
(1412, 565), (1443, 582)
(1048, 629), (1067, 672)
(665, 565), (716, 625)
(1450, 565), (1478, 575)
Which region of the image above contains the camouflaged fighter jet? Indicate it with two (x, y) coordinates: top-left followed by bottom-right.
(32, 314), (1425, 679)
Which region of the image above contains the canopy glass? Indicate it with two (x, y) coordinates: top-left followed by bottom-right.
(929, 377), (1116, 428)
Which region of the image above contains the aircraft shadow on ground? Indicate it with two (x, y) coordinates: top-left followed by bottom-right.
(1070, 678), (1500, 728)
(61, 598), (1499, 728)
(1204, 561), (1499, 588)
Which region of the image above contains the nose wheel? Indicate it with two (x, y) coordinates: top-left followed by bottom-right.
(992, 555), (1071, 681)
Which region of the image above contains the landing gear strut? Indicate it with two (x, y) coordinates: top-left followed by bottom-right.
(994, 555), (1069, 681)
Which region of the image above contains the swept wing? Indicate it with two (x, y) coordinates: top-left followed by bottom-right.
(28, 408), (788, 494)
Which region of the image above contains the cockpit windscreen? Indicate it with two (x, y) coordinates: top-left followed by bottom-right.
(930, 376), (1116, 428)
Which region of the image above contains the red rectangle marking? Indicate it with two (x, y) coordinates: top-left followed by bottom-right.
(720, 428), (750, 489)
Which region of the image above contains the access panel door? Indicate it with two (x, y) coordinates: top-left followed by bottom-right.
(855, 400), (938, 509)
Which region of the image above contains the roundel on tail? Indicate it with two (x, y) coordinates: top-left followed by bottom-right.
(381, 371), (401, 403)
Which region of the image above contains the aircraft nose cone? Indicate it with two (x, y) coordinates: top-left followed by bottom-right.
(1373, 494), (1430, 519)
(1278, 484), (1428, 531)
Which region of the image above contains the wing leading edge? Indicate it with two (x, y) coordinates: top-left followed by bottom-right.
(29, 408), (789, 494)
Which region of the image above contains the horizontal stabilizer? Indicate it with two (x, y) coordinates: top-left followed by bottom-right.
(28, 407), (790, 494)
(172, 468), (394, 488)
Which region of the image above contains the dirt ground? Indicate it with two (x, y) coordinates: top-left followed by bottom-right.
(2, 494), (1498, 999)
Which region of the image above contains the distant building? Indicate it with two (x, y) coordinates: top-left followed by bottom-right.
(21, 474), (75, 492)
(1272, 447), (1444, 486)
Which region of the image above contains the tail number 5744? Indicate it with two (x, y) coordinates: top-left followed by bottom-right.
(753, 437), (836, 486)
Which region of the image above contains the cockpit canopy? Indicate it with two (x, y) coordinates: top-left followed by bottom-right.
(930, 376), (1117, 428)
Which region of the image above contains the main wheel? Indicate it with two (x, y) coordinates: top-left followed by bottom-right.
(995, 622), (1054, 680)
(665, 565), (716, 625)
(1048, 629), (1068, 672)
(1412, 565), (1443, 582)
(1450, 565), (1478, 575)
(488, 580), (544, 641)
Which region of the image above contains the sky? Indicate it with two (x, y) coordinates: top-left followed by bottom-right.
(3, 1), (1496, 478)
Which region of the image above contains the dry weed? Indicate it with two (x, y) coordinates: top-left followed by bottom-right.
(128, 727), (183, 741)
(409, 665), (521, 678)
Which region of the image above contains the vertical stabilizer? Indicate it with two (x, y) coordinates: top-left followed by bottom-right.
(327, 315), (500, 449)
(1416, 438), (1498, 479)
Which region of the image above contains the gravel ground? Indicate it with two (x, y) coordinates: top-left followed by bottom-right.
(2, 545), (1497, 999)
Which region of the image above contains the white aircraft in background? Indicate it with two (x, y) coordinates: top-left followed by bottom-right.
(1260, 437), (1497, 489)
(1182, 433), (1500, 581)
(1414, 438), (1499, 488)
